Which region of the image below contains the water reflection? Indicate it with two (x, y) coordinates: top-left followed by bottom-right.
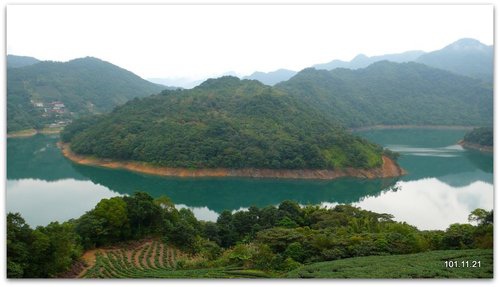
(360, 129), (493, 187)
(71, 163), (398, 212)
(6, 128), (493, 230)
(354, 179), (493, 230)
(7, 135), (85, 181)
(6, 179), (121, 227)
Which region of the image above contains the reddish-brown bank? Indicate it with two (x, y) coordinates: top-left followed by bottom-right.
(59, 143), (406, 180)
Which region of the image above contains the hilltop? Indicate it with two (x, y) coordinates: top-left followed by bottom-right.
(416, 38), (493, 83)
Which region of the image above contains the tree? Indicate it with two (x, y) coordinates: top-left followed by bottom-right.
(169, 219), (198, 253)
(35, 222), (82, 277)
(93, 197), (130, 243)
(468, 208), (492, 226)
(124, 192), (162, 237)
(217, 210), (238, 248)
(443, 224), (476, 249)
(201, 222), (220, 245)
(284, 242), (306, 263)
(75, 212), (106, 249)
(232, 209), (259, 239)
(258, 206), (280, 229)
(278, 200), (303, 226)
(7, 213), (32, 278)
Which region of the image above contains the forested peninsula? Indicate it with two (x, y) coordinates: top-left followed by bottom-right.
(61, 77), (404, 179)
(459, 127), (493, 152)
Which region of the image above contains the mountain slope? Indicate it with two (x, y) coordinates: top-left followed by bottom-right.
(7, 55), (40, 68)
(7, 57), (165, 132)
(277, 61), (492, 128)
(62, 76), (392, 170)
(416, 38), (493, 82)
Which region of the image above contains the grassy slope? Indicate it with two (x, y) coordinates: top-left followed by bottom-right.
(286, 249), (493, 279)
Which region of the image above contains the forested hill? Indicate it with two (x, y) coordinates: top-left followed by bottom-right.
(277, 61), (492, 128)
(62, 76), (391, 170)
(7, 57), (165, 132)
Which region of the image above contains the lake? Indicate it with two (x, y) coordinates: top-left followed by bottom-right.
(6, 128), (493, 230)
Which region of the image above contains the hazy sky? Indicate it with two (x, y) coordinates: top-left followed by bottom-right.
(7, 4), (493, 80)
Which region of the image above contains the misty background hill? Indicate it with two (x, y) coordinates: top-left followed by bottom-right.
(415, 38), (493, 83)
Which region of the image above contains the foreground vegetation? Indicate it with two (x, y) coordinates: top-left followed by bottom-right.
(7, 192), (493, 278)
(62, 77), (391, 170)
(287, 249), (493, 278)
(81, 242), (492, 278)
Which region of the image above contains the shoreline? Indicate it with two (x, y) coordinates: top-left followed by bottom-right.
(458, 140), (493, 153)
(7, 128), (62, 138)
(58, 142), (407, 180)
(350, 125), (476, 132)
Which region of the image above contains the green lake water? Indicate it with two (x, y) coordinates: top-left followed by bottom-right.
(6, 128), (493, 230)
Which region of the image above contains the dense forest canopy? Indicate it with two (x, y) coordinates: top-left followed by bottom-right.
(7, 192), (493, 278)
(463, 127), (493, 147)
(7, 57), (165, 132)
(277, 61), (492, 128)
(62, 76), (389, 170)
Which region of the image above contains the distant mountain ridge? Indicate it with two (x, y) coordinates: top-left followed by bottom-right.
(242, 69), (297, 86)
(243, 38), (492, 85)
(148, 77), (200, 89)
(7, 56), (165, 132)
(313, 50), (425, 71)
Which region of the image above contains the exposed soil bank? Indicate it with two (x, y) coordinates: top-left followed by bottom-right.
(7, 129), (38, 138)
(350, 125), (476, 132)
(458, 140), (493, 153)
(7, 127), (62, 138)
(59, 142), (406, 180)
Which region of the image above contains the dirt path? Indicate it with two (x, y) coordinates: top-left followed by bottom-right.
(77, 249), (102, 278)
